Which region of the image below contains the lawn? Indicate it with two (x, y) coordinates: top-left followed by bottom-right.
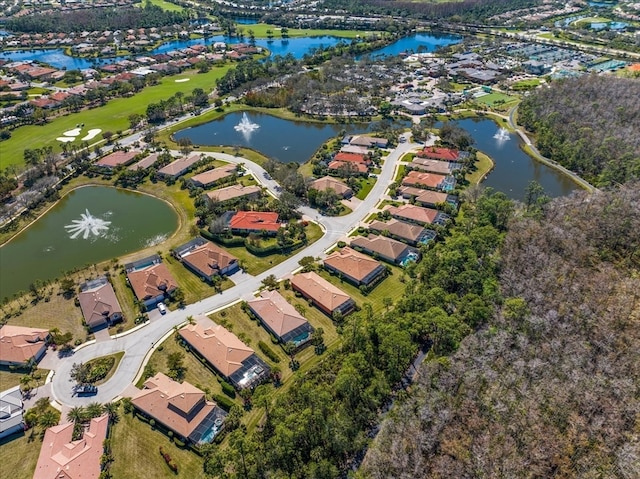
(110, 406), (207, 479)
(475, 92), (519, 107)
(135, 0), (184, 11)
(1, 65), (233, 170)
(574, 16), (612, 27)
(237, 23), (375, 39)
(0, 431), (42, 478)
(163, 254), (234, 305)
(394, 164), (407, 183)
(355, 177), (376, 200)
(466, 152), (494, 185)
(511, 78), (542, 91)
(0, 367), (48, 390)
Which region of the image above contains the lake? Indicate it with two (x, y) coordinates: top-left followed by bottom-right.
(0, 186), (178, 298)
(444, 118), (578, 200)
(0, 32), (461, 70)
(174, 111), (379, 163)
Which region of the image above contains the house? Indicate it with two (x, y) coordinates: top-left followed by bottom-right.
(128, 152), (160, 171)
(0, 386), (24, 439)
(157, 154), (202, 179)
(179, 316), (269, 390)
(387, 204), (450, 226)
(349, 136), (388, 148)
(229, 211), (281, 235)
(247, 290), (314, 347)
(332, 152), (370, 165)
(397, 187), (457, 209)
(401, 170), (450, 191)
(173, 238), (239, 281)
(205, 184), (261, 205)
(418, 146), (463, 162)
(323, 247), (387, 288)
(350, 235), (419, 266)
(0, 325), (50, 367)
(125, 255), (178, 310)
(368, 218), (436, 246)
(189, 164), (237, 188)
(290, 272), (356, 317)
(131, 373), (226, 444)
(327, 160), (368, 176)
(78, 277), (123, 331)
(33, 415), (109, 479)
(340, 145), (369, 155)
(410, 158), (461, 175)
(308, 176), (353, 198)
(95, 150), (139, 169)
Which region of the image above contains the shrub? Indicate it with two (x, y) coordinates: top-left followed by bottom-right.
(221, 380), (236, 398)
(212, 394), (235, 412)
(159, 446), (179, 474)
(258, 341), (281, 363)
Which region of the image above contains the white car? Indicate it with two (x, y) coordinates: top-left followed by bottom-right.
(157, 302), (167, 315)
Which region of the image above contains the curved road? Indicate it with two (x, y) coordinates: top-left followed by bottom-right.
(50, 134), (418, 407)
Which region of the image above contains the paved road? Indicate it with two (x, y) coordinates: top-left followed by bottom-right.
(49, 133), (419, 407)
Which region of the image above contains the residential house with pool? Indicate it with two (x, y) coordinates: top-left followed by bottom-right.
(368, 218), (437, 246)
(323, 246), (387, 289)
(247, 290), (314, 347)
(78, 276), (123, 331)
(0, 325), (50, 367)
(173, 238), (239, 282)
(387, 204), (450, 227)
(179, 316), (270, 390)
(350, 234), (420, 267)
(125, 255), (178, 310)
(290, 272), (356, 318)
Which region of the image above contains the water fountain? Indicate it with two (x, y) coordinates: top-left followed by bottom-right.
(234, 112), (260, 140)
(493, 128), (510, 143)
(64, 209), (111, 240)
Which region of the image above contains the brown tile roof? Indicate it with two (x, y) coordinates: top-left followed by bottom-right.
(309, 176), (353, 197)
(387, 204), (439, 225)
(179, 316), (254, 377)
(78, 281), (122, 330)
(410, 158), (453, 175)
(349, 136), (388, 147)
(0, 325), (49, 365)
(128, 152), (159, 171)
(131, 373), (215, 439)
(127, 263), (177, 301)
(247, 290), (309, 339)
(180, 241), (237, 277)
(401, 170), (447, 189)
(369, 219), (426, 243)
(230, 211), (280, 232)
(324, 247), (384, 283)
(157, 154), (201, 177)
(33, 414), (109, 479)
(351, 235), (410, 262)
(96, 150), (139, 168)
(398, 187), (449, 206)
(327, 160), (368, 174)
(189, 165), (236, 187)
(290, 272), (352, 315)
(205, 184), (261, 203)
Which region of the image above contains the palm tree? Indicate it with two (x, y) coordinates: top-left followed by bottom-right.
(67, 406), (86, 424)
(39, 410), (60, 429)
(85, 402), (104, 419)
(103, 402), (119, 424)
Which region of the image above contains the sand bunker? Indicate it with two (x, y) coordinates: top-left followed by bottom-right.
(63, 127), (82, 137)
(175, 78), (190, 83)
(57, 137), (75, 143)
(81, 128), (102, 141)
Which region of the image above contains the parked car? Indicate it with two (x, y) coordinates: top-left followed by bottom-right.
(75, 384), (98, 396)
(157, 302), (167, 314)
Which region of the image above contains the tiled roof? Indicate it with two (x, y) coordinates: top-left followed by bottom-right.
(418, 146), (459, 162)
(189, 165), (236, 187)
(247, 290), (309, 339)
(410, 158), (454, 175)
(205, 184), (261, 203)
(128, 153), (159, 171)
(309, 176), (353, 197)
(387, 204), (439, 225)
(180, 241), (237, 277)
(290, 272), (352, 314)
(369, 219), (426, 243)
(33, 414), (109, 479)
(131, 373), (215, 440)
(157, 154), (201, 177)
(327, 161), (368, 174)
(78, 280), (122, 330)
(351, 235), (410, 262)
(324, 246), (384, 283)
(0, 325), (49, 364)
(229, 211), (280, 232)
(95, 150), (139, 168)
(401, 170), (447, 189)
(127, 263), (177, 301)
(179, 316), (254, 377)
(333, 152), (368, 164)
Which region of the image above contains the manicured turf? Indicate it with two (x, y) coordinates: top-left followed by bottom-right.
(355, 177), (375, 200)
(1, 66), (233, 170)
(475, 92), (519, 107)
(163, 254), (234, 305)
(574, 16), (612, 27)
(0, 431), (42, 478)
(511, 78), (542, 90)
(466, 152), (494, 185)
(0, 367), (48, 390)
(135, 0), (185, 11)
(237, 23), (375, 39)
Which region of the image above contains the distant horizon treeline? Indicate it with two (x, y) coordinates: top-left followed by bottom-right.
(518, 75), (640, 186)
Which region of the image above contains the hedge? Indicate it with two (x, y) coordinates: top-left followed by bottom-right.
(213, 394), (235, 412)
(220, 380), (236, 398)
(258, 341), (281, 363)
(200, 229), (245, 247)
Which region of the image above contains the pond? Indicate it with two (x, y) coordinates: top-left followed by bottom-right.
(441, 118), (578, 200)
(0, 186), (178, 299)
(174, 110), (401, 163)
(0, 32), (461, 70)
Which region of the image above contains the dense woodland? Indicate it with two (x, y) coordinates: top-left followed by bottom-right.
(319, 0), (541, 22)
(361, 184), (640, 478)
(518, 76), (640, 186)
(5, 4), (190, 33)
(201, 189), (513, 478)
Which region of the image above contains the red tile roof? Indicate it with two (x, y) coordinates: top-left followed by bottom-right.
(290, 272), (352, 315)
(230, 211), (280, 232)
(418, 146), (459, 162)
(96, 150), (138, 168)
(324, 246), (384, 284)
(180, 241), (237, 277)
(333, 152), (369, 164)
(387, 204), (439, 225)
(0, 325), (49, 365)
(327, 161), (368, 174)
(401, 170), (447, 189)
(127, 263), (177, 301)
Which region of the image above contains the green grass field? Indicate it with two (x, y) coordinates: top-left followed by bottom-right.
(574, 16), (612, 27)
(355, 177), (375, 200)
(135, 0), (184, 11)
(466, 152), (494, 185)
(0, 66), (233, 170)
(475, 92), (519, 107)
(511, 78), (542, 90)
(0, 431), (42, 478)
(237, 23), (376, 39)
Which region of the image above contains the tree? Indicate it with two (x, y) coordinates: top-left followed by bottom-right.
(103, 402), (119, 423)
(39, 410), (60, 430)
(311, 327), (326, 355)
(67, 406), (87, 424)
(85, 402), (105, 419)
(60, 277), (76, 296)
(261, 274), (278, 291)
(298, 256), (317, 272)
(70, 362), (90, 384)
(128, 113), (143, 130)
(167, 352), (186, 381)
